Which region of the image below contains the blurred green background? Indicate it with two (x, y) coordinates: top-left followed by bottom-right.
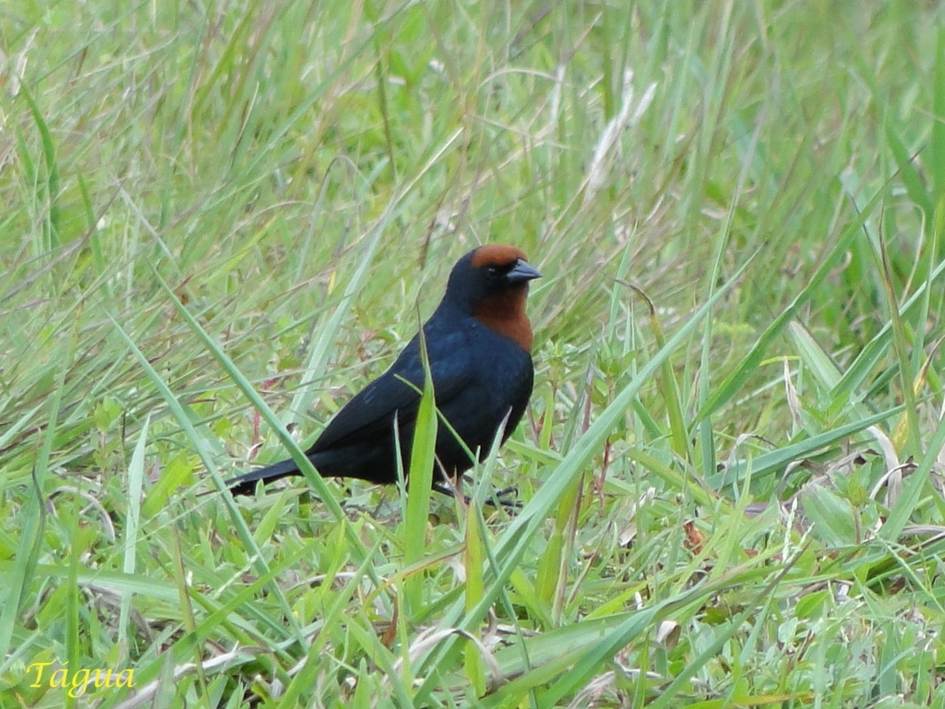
(1, 1), (944, 706)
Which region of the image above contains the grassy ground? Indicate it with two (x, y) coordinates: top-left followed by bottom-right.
(1, 1), (944, 706)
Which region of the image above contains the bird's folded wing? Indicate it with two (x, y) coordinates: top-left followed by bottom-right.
(310, 329), (473, 452)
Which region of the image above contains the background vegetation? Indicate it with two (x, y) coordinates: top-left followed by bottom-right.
(1, 1), (944, 706)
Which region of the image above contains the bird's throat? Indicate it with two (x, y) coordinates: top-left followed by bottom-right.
(473, 289), (533, 351)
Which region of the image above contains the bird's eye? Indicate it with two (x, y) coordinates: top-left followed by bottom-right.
(486, 266), (499, 277)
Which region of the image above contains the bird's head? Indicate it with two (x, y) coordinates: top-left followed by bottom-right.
(444, 244), (541, 350)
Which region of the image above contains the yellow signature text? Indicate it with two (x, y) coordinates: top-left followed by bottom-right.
(27, 661), (135, 698)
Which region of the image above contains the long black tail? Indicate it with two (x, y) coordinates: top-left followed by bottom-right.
(224, 457), (301, 496)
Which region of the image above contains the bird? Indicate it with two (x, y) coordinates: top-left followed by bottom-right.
(224, 244), (541, 497)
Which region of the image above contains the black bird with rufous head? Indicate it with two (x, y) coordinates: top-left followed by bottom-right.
(224, 244), (541, 496)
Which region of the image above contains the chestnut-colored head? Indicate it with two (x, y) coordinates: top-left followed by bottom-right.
(444, 244), (541, 351)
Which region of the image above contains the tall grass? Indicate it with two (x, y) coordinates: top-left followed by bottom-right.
(2, 1), (944, 705)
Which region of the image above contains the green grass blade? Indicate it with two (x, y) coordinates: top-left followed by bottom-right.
(712, 404), (903, 487)
(119, 414), (150, 662)
(879, 408), (945, 542)
(110, 317), (305, 643)
(403, 327), (437, 615)
(286, 224), (383, 427)
(648, 549), (805, 708)
(830, 255), (945, 409)
(932, 28), (945, 197)
(0, 347), (68, 663)
(696, 185), (885, 423)
(19, 83), (60, 251)
(149, 271), (380, 578)
(463, 504), (487, 698)
(413, 249), (756, 702)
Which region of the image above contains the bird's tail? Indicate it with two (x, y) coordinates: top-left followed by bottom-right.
(223, 457), (301, 496)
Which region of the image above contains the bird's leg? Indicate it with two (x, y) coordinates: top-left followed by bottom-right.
(432, 480), (458, 498)
(460, 475), (521, 510)
(488, 485), (521, 510)
(459, 474), (520, 509)
(492, 485), (519, 500)
(432, 476), (520, 510)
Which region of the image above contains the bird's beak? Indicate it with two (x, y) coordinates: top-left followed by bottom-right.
(506, 259), (542, 284)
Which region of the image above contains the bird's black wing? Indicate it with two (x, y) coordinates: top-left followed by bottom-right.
(311, 325), (473, 452)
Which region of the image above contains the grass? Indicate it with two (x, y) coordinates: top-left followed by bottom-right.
(1, 1), (945, 706)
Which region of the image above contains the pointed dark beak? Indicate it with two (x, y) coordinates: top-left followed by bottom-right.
(506, 259), (542, 284)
